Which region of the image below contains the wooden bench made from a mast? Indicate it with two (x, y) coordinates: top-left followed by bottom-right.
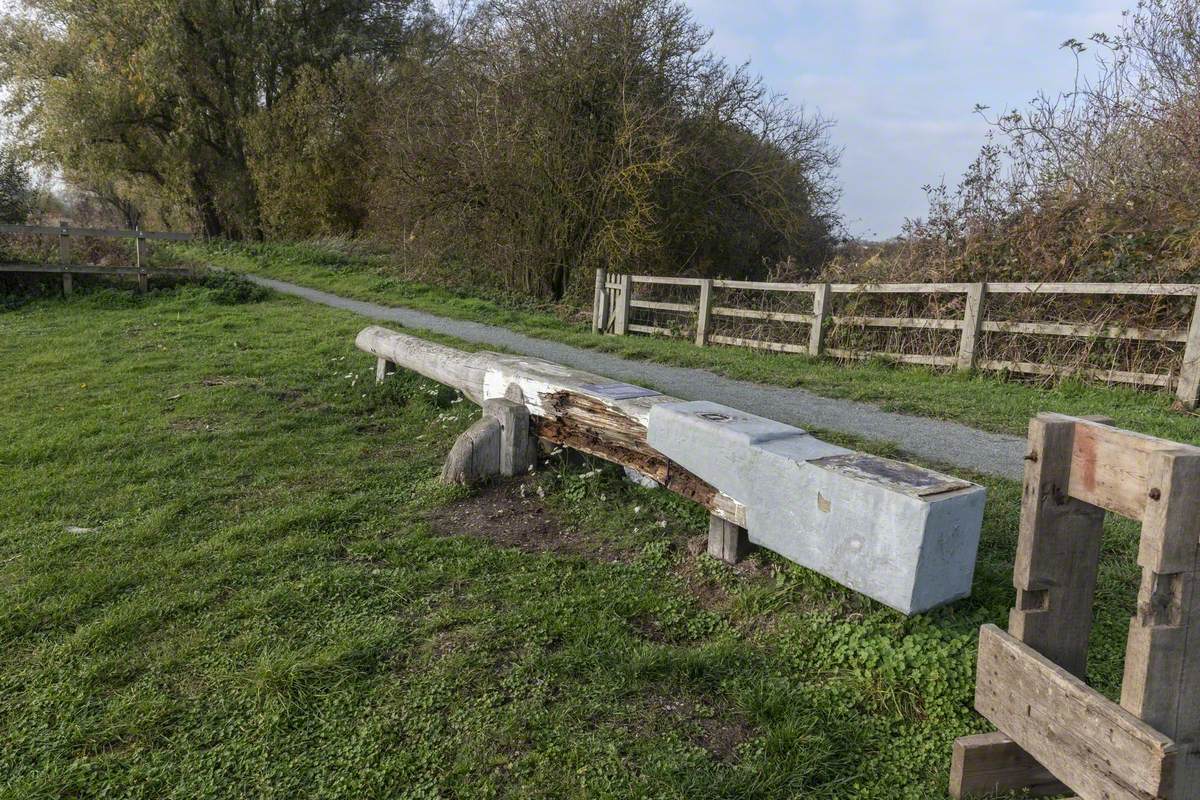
(357, 325), (987, 615)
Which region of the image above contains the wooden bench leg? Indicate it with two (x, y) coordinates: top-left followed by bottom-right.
(708, 515), (749, 563)
(375, 357), (396, 384)
(949, 732), (1068, 798)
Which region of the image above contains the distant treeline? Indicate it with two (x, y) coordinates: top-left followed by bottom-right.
(0, 0), (842, 300)
(4, 0), (1198, 301)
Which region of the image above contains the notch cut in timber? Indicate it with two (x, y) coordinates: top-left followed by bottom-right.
(951, 413), (1200, 800)
(357, 325), (986, 615)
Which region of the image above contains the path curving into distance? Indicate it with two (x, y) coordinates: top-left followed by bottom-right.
(247, 274), (1026, 480)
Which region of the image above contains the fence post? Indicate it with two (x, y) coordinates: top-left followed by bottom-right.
(808, 282), (831, 357)
(957, 282), (987, 371)
(57, 221), (71, 296)
(592, 268), (608, 334)
(694, 279), (713, 347)
(613, 274), (632, 336)
(135, 228), (149, 292)
(1177, 293), (1200, 409)
(57, 221), (69, 264)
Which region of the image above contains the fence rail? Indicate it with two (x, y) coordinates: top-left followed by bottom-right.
(591, 268), (1200, 408)
(1, 222), (196, 293)
(0, 223), (193, 242)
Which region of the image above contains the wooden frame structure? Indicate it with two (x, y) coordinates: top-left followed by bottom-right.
(591, 270), (1200, 408)
(951, 413), (1200, 799)
(0, 222), (194, 293)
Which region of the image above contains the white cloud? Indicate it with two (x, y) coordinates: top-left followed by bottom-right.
(685, 0), (1129, 236)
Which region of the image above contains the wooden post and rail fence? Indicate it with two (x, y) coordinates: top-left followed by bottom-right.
(0, 222), (195, 293)
(592, 268), (1200, 408)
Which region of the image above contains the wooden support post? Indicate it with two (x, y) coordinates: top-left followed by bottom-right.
(1177, 294), (1200, 409)
(949, 732), (1067, 799)
(62, 272), (72, 297)
(376, 357), (396, 383)
(136, 229), (148, 293)
(137, 272), (148, 293)
(808, 282), (831, 357)
(57, 221), (69, 264)
(694, 279), (713, 347)
(956, 282), (986, 371)
(441, 416), (502, 485)
(613, 274), (632, 336)
(708, 515), (750, 564)
(1120, 449), (1200, 791)
(1009, 415), (1106, 678)
(592, 268), (608, 334)
(484, 398), (536, 477)
(441, 399), (537, 485)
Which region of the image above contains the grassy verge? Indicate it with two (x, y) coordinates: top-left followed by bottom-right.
(1, 278), (1142, 798)
(172, 239), (1200, 445)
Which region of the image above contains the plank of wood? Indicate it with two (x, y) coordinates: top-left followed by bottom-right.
(1062, 417), (1200, 519)
(629, 275), (705, 286)
(1121, 449), (1200, 797)
(981, 319), (1188, 343)
(694, 279), (713, 347)
(707, 515), (750, 563)
(0, 263), (195, 277)
(949, 732), (1068, 798)
(1177, 295), (1200, 409)
(707, 334), (809, 354)
(832, 314), (963, 331)
(710, 306), (814, 324)
(711, 279), (819, 292)
(976, 358), (1174, 388)
(986, 281), (1199, 296)
(0, 223), (192, 241)
(627, 323), (679, 337)
(975, 624), (1179, 800)
(824, 348), (957, 367)
(830, 282), (971, 293)
(592, 269), (609, 334)
(376, 357), (396, 384)
(614, 274), (632, 335)
(629, 300), (698, 313)
(957, 283), (986, 371)
(808, 282), (831, 356)
(1009, 414), (1106, 677)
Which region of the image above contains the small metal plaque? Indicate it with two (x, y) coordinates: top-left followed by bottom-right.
(581, 382), (661, 400)
(811, 453), (972, 497)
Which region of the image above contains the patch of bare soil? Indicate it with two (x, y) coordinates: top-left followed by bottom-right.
(644, 693), (754, 763)
(427, 478), (627, 561)
(169, 418), (218, 433)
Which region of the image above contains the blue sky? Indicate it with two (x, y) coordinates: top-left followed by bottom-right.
(686, 0), (1128, 238)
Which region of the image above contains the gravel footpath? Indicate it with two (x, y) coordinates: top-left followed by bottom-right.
(248, 274), (1026, 479)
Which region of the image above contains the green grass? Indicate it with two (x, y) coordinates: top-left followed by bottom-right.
(1, 277), (1144, 797)
(171, 239), (1200, 446)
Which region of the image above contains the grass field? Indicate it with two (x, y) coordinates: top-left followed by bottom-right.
(172, 239), (1200, 447)
(0, 276), (1150, 798)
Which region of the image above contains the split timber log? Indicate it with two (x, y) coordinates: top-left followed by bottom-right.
(356, 325), (987, 614)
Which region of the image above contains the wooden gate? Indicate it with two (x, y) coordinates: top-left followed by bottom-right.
(591, 268), (629, 335)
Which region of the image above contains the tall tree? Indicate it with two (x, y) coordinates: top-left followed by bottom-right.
(0, 143), (33, 224)
(0, 0), (432, 237)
